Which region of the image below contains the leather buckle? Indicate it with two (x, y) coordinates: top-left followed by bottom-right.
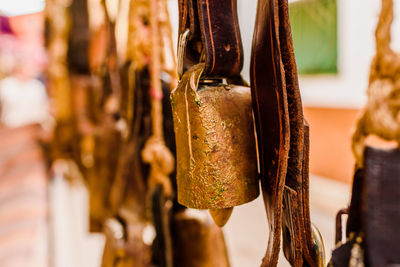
(335, 208), (349, 245)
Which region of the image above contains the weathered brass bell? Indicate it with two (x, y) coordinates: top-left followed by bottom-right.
(172, 209), (230, 267)
(171, 63), (259, 211)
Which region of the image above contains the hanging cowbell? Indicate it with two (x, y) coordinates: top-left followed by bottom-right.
(171, 63), (259, 224)
(170, 0), (260, 227)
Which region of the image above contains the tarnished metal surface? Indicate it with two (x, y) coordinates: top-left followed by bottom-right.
(171, 63), (259, 209)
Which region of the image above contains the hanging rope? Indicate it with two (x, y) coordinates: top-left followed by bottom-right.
(352, 0), (400, 166)
(46, 0), (73, 121)
(141, 0), (174, 197)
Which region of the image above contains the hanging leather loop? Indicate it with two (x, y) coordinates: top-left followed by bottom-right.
(251, 0), (325, 266)
(178, 0), (243, 78)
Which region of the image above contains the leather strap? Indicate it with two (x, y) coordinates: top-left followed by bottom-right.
(331, 147), (400, 266)
(278, 0), (316, 264)
(363, 147), (400, 267)
(251, 0), (318, 266)
(178, 0), (243, 78)
(346, 168), (364, 235)
(68, 0), (90, 74)
(251, 0), (289, 265)
(282, 122), (317, 266)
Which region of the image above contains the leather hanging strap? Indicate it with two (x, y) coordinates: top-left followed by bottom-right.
(251, 0), (320, 266)
(178, 0), (243, 78)
(278, 0), (317, 265)
(251, 0), (289, 265)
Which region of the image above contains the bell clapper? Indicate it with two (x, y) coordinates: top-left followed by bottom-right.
(209, 207), (234, 227)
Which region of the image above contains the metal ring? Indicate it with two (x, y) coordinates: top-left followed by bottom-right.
(312, 223), (326, 267)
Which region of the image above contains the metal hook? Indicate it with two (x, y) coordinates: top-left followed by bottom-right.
(177, 29), (191, 80)
(335, 208), (349, 244)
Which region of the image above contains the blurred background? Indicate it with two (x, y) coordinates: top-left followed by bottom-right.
(0, 0), (397, 266)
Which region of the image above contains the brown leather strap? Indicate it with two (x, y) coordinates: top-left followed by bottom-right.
(67, 0), (90, 74)
(282, 122), (318, 267)
(278, 0), (316, 264)
(178, 0), (243, 78)
(251, 0), (318, 266)
(251, 0), (289, 265)
(178, 0), (201, 62)
(363, 147), (400, 267)
(346, 168), (364, 235)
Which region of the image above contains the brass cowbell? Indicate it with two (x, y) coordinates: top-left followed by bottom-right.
(171, 32), (259, 225)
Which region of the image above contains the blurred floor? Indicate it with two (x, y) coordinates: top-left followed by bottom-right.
(49, 174), (350, 267)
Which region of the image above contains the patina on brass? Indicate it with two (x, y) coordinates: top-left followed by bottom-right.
(171, 63), (259, 210)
